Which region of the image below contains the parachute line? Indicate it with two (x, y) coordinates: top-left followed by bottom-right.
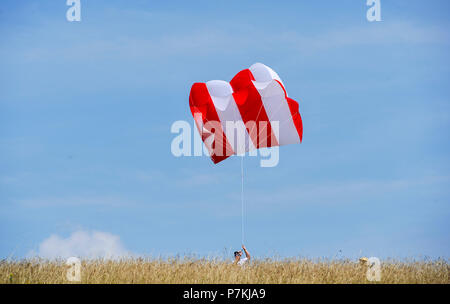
(241, 155), (245, 245)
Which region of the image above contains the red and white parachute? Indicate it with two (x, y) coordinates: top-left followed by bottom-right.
(189, 63), (303, 164)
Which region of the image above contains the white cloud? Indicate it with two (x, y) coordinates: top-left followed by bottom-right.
(31, 230), (132, 259)
(244, 175), (450, 208)
(279, 22), (450, 55)
(16, 196), (132, 208)
(9, 12), (449, 64)
(176, 173), (221, 188)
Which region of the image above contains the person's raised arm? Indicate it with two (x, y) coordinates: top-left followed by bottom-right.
(242, 245), (251, 260)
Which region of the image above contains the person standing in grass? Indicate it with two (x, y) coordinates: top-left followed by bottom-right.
(234, 245), (251, 266)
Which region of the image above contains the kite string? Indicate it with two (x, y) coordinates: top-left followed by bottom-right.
(241, 155), (244, 245)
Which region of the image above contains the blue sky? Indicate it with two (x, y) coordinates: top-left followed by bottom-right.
(0, 0), (449, 260)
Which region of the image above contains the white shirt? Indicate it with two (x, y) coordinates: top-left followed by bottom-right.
(237, 257), (248, 266)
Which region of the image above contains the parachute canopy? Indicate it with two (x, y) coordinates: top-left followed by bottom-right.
(189, 63), (303, 164)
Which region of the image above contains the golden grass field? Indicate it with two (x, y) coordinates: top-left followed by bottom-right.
(1, 257), (448, 284)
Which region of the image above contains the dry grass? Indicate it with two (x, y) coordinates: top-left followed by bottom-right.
(1, 257), (448, 284)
